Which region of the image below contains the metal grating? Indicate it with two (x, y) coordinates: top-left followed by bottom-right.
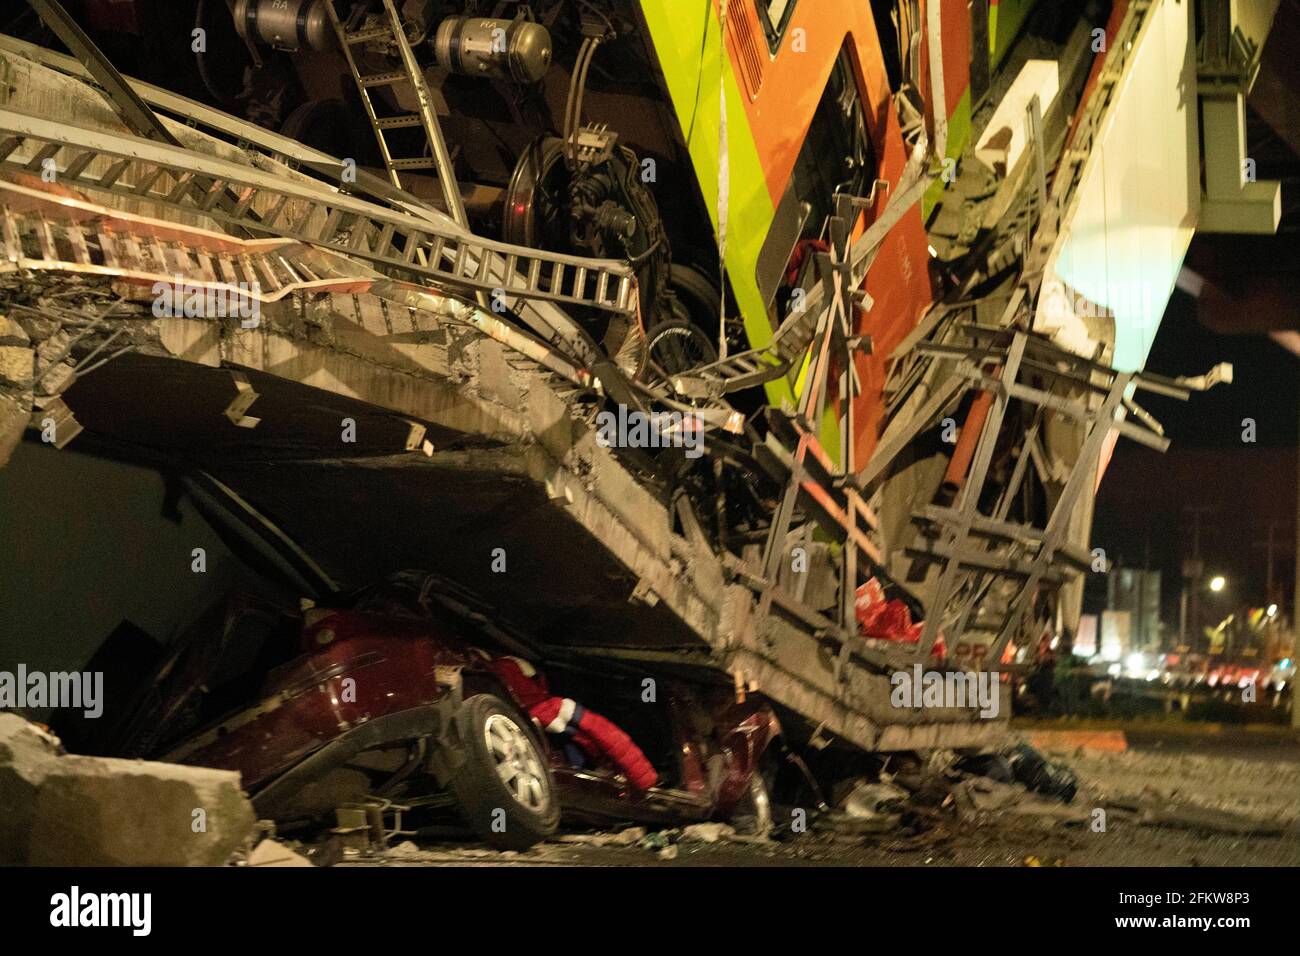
(726, 1), (767, 101)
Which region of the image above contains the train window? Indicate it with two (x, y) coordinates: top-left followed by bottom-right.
(791, 46), (875, 237)
(756, 0), (798, 54)
(756, 44), (876, 308)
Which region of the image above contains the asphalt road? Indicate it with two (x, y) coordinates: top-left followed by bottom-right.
(342, 725), (1300, 868)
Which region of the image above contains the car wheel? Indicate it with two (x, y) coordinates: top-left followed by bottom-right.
(447, 694), (559, 850)
(730, 767), (774, 838)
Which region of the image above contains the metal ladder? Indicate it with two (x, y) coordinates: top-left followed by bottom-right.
(0, 178), (598, 388)
(325, 0), (468, 227)
(2, 186), (347, 306)
(671, 162), (932, 400)
(0, 107), (637, 318)
(667, 303), (824, 399)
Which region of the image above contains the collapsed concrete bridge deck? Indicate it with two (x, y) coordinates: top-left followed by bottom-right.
(0, 32), (1007, 755)
(6, 276), (1007, 754)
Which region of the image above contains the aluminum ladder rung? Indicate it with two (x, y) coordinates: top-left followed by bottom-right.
(345, 27), (393, 45)
(388, 157), (437, 170)
(359, 71), (408, 88)
(375, 115), (424, 130)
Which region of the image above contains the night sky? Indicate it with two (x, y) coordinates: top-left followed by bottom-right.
(1090, 288), (1299, 617)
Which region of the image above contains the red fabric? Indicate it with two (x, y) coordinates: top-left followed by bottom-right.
(486, 656), (658, 789)
(784, 239), (829, 287)
(569, 709), (658, 790)
(855, 578), (945, 659)
(486, 655), (552, 710)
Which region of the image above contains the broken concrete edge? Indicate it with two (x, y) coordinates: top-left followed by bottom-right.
(0, 713), (257, 866)
(73, 308), (728, 647)
(724, 642), (1010, 753)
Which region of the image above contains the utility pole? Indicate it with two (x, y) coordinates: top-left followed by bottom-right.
(1184, 505), (1215, 652)
(1294, 402), (1300, 730)
(1250, 521), (1280, 606)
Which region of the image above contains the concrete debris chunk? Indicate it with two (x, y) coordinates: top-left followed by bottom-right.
(0, 714), (255, 866)
(247, 838), (314, 867)
(0, 314), (30, 346)
(679, 822), (735, 844)
(11, 309), (60, 343)
(839, 779), (909, 818)
(607, 826), (648, 846)
(556, 826), (647, 848)
(954, 778), (1025, 813)
(0, 714), (63, 856)
(0, 344), (33, 387)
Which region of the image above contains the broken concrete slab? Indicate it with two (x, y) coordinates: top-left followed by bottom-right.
(0, 714), (63, 855)
(0, 713), (256, 866)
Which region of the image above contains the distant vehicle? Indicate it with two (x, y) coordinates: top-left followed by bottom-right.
(1265, 658), (1294, 693)
(104, 573), (783, 850)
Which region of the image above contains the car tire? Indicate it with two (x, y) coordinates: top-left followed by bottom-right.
(447, 694), (560, 850)
(729, 765), (774, 838)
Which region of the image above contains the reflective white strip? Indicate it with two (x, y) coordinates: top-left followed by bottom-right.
(546, 698), (576, 733)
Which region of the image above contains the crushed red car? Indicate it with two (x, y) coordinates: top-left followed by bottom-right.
(92, 572), (784, 850)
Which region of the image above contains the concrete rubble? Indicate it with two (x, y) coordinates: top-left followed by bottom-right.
(555, 826), (647, 848)
(0, 714), (255, 866)
(245, 839), (315, 867)
(678, 823), (736, 844)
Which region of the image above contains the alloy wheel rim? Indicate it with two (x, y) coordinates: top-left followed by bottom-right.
(483, 712), (549, 811)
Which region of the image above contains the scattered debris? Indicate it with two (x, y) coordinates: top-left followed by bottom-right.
(680, 823), (735, 844)
(814, 777), (911, 837)
(1003, 798), (1092, 827)
(1006, 743), (1078, 803)
(953, 752), (1016, 784)
(639, 830), (674, 851)
(840, 779), (909, 819)
(556, 826), (648, 848)
(952, 778), (1024, 813)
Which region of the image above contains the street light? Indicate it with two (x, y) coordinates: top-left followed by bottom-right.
(1209, 575), (1226, 592)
